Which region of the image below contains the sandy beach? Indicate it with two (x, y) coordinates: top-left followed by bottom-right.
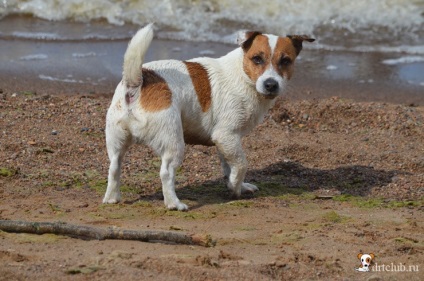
(1, 15), (423, 281)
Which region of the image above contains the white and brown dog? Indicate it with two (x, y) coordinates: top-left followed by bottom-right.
(103, 23), (314, 210)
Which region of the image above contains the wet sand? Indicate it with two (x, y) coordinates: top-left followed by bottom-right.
(0, 30), (423, 105)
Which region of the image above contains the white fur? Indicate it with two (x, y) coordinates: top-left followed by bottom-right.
(103, 24), (297, 211)
(123, 23), (154, 86)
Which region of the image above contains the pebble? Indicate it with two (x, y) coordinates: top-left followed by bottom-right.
(51, 130), (58, 135)
(80, 127), (90, 132)
(367, 275), (382, 281)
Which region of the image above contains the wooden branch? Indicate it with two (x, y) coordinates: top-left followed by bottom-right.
(0, 220), (215, 247)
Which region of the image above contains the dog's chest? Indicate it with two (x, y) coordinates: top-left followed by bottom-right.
(220, 93), (274, 135)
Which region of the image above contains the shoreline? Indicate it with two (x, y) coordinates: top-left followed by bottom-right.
(0, 38), (423, 105)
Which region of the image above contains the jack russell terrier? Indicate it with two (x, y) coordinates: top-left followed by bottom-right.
(103, 23), (314, 210)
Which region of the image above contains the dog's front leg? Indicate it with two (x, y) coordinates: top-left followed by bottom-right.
(214, 133), (258, 197)
(217, 145), (259, 196)
(217, 150), (231, 179)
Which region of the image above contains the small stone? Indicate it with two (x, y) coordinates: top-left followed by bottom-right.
(80, 127), (90, 132)
(51, 130), (58, 135)
(367, 275), (382, 281)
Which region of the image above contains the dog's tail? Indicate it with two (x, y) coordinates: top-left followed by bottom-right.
(123, 23), (154, 87)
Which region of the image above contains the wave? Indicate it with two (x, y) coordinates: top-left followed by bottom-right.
(1, 0), (423, 54)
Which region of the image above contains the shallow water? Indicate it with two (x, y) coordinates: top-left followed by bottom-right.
(0, 8), (423, 104)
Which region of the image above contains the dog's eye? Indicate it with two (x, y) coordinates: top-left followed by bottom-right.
(279, 57), (292, 66)
(252, 55), (264, 65)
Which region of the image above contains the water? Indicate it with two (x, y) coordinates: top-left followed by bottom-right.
(0, 0), (423, 103)
(1, 0), (424, 54)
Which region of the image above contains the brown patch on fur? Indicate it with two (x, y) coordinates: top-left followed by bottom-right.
(184, 62), (212, 112)
(240, 31), (262, 51)
(140, 68), (172, 112)
(272, 37), (298, 80)
(243, 34), (271, 82)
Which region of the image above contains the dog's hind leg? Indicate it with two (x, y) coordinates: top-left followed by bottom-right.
(103, 120), (131, 204)
(159, 148), (187, 211)
(152, 120), (187, 211)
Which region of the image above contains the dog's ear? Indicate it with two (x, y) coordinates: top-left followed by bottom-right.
(357, 253), (363, 259)
(369, 253), (375, 260)
(237, 31), (262, 51)
(287, 35), (315, 55)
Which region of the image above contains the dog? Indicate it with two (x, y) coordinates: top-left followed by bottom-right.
(103, 23), (314, 210)
(355, 253), (375, 272)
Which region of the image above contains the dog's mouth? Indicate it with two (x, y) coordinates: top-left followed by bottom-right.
(259, 92), (279, 100)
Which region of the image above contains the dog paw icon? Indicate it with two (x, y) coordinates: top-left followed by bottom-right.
(355, 253), (375, 272)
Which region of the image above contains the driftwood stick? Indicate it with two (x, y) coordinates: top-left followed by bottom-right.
(0, 220), (214, 247)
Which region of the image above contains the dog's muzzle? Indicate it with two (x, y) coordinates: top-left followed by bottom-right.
(262, 78), (279, 98)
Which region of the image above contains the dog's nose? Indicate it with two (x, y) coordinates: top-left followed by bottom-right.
(264, 78), (279, 93)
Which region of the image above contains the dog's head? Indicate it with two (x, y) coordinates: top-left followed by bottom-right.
(357, 253), (375, 269)
(238, 31), (314, 99)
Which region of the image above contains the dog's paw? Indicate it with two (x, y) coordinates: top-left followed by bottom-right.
(166, 201), (188, 211)
(102, 194), (121, 204)
(241, 182), (259, 194)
